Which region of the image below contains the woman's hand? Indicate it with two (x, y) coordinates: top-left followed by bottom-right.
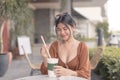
(40, 45), (49, 58)
(54, 66), (77, 77)
(40, 45), (49, 67)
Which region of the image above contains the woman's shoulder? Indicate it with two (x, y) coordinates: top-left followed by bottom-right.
(50, 40), (59, 48)
(77, 41), (89, 55)
(78, 41), (88, 48)
(51, 40), (58, 46)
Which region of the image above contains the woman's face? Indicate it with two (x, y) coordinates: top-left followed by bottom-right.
(56, 23), (74, 41)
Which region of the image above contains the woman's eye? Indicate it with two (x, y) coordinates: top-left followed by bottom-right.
(56, 27), (68, 32)
(63, 28), (68, 30)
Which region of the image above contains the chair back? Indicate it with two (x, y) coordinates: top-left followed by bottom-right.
(90, 47), (103, 69)
(21, 46), (33, 68)
(21, 46), (41, 76)
(17, 36), (41, 75)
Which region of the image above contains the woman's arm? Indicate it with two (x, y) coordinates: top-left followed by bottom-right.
(40, 46), (49, 67)
(40, 45), (48, 74)
(40, 41), (58, 74)
(75, 42), (91, 79)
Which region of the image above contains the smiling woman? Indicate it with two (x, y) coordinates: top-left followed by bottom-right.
(107, 0), (120, 31)
(40, 13), (91, 79)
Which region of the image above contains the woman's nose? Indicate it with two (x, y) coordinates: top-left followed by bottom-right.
(60, 29), (65, 34)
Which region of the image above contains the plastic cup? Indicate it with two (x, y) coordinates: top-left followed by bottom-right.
(47, 58), (58, 77)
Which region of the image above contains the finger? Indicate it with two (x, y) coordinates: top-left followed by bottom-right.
(54, 68), (63, 76)
(54, 68), (59, 72)
(40, 47), (44, 52)
(54, 70), (61, 77)
(54, 66), (62, 69)
(40, 47), (42, 52)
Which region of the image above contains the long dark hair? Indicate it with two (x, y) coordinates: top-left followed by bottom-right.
(55, 12), (76, 28)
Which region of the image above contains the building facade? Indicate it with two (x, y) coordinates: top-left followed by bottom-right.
(29, 0), (107, 43)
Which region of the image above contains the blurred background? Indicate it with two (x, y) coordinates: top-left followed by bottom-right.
(1, 0), (120, 80)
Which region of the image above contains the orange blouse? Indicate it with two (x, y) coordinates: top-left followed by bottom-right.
(40, 41), (91, 79)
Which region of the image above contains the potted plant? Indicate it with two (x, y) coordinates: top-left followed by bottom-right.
(0, 20), (9, 77)
(0, 0), (33, 77)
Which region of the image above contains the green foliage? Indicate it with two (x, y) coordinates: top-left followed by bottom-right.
(0, 0), (30, 18)
(0, 0), (33, 35)
(0, 0), (34, 52)
(74, 33), (96, 42)
(94, 46), (120, 80)
(95, 21), (110, 39)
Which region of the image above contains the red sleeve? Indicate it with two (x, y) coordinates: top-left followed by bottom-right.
(40, 62), (48, 74)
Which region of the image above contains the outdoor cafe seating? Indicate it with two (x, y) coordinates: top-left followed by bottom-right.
(17, 36), (41, 76)
(16, 35), (104, 80)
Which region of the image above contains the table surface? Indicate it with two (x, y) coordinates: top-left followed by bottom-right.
(15, 75), (87, 80)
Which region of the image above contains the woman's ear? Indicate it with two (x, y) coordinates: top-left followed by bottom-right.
(74, 23), (76, 28)
(72, 24), (76, 31)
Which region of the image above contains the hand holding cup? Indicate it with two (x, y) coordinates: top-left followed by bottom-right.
(47, 58), (58, 77)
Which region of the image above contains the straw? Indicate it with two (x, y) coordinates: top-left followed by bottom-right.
(40, 35), (51, 58)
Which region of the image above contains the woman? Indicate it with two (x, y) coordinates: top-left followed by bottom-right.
(40, 13), (91, 79)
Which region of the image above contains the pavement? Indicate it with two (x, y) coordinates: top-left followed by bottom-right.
(0, 44), (103, 80)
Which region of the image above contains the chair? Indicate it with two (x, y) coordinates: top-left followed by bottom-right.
(21, 46), (41, 76)
(17, 36), (41, 75)
(90, 47), (104, 80)
(90, 47), (104, 70)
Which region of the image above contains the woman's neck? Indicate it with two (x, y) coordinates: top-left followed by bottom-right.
(61, 37), (76, 45)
